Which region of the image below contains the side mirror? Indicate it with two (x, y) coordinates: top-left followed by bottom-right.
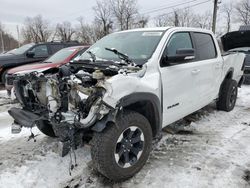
(26, 51), (35, 58)
(161, 48), (195, 66)
(168, 48), (195, 62)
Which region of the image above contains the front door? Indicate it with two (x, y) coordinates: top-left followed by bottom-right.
(25, 44), (49, 64)
(160, 32), (201, 126)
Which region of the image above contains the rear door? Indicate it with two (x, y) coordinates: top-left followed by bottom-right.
(191, 32), (222, 106)
(160, 32), (201, 126)
(49, 44), (65, 55)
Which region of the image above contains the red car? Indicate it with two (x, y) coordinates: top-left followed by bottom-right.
(5, 46), (89, 95)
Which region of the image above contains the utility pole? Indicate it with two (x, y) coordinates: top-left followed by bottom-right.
(212, 0), (218, 33)
(0, 30), (4, 53)
(16, 25), (20, 47)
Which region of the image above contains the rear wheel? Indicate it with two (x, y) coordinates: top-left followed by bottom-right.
(36, 120), (57, 138)
(217, 79), (238, 112)
(91, 110), (152, 181)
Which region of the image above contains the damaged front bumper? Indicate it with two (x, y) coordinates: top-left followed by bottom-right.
(9, 107), (42, 128)
(8, 61), (141, 157)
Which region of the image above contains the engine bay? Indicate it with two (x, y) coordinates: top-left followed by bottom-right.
(8, 59), (142, 156)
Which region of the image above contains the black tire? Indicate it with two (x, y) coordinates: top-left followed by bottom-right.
(217, 79), (238, 112)
(91, 110), (153, 181)
(36, 120), (57, 138)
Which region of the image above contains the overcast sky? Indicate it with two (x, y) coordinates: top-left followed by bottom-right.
(0, 0), (239, 38)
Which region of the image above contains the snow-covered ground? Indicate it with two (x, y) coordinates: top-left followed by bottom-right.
(0, 87), (250, 188)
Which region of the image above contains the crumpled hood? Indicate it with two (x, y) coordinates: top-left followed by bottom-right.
(8, 62), (61, 74)
(221, 30), (250, 52)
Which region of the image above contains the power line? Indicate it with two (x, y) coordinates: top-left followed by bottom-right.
(52, 0), (211, 22)
(141, 0), (205, 15)
(153, 0), (211, 17)
(141, 0), (189, 12)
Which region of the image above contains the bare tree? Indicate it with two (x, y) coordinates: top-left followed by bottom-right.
(193, 11), (212, 29)
(221, 2), (233, 32)
(93, 0), (113, 37)
(110, 0), (138, 30)
(178, 9), (198, 27)
(75, 17), (104, 44)
(56, 21), (75, 41)
(135, 15), (149, 28)
(22, 15), (52, 43)
(155, 9), (196, 27)
(154, 13), (176, 27)
(235, 0), (250, 25)
(75, 17), (92, 44)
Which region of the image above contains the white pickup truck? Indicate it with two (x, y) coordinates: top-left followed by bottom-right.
(9, 27), (246, 181)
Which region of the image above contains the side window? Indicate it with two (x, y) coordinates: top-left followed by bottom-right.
(166, 32), (193, 57)
(50, 44), (64, 54)
(31, 45), (48, 57)
(193, 33), (217, 60)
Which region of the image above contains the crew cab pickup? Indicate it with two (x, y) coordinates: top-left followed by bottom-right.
(8, 27), (246, 181)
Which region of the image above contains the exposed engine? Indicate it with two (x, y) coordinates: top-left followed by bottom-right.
(9, 60), (142, 156)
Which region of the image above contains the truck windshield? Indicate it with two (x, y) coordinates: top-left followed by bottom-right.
(80, 31), (164, 65)
(7, 43), (35, 55)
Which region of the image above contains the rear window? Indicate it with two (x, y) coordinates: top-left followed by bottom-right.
(193, 33), (217, 60)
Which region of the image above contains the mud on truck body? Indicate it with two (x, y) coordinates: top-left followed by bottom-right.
(8, 27), (246, 181)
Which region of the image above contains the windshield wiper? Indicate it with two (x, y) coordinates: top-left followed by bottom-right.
(105, 47), (132, 64)
(87, 51), (96, 62)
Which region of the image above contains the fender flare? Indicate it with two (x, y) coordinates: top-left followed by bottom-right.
(92, 92), (162, 137)
(225, 67), (234, 79)
(218, 67), (235, 98)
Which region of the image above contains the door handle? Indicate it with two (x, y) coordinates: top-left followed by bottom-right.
(191, 69), (200, 75)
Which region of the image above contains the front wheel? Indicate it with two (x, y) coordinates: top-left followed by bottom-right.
(217, 79), (238, 112)
(91, 110), (153, 181)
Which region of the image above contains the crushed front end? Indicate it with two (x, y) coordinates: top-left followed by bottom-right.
(8, 61), (141, 156)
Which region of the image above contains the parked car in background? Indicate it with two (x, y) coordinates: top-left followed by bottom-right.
(221, 29), (250, 84)
(5, 46), (89, 95)
(0, 41), (80, 84)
